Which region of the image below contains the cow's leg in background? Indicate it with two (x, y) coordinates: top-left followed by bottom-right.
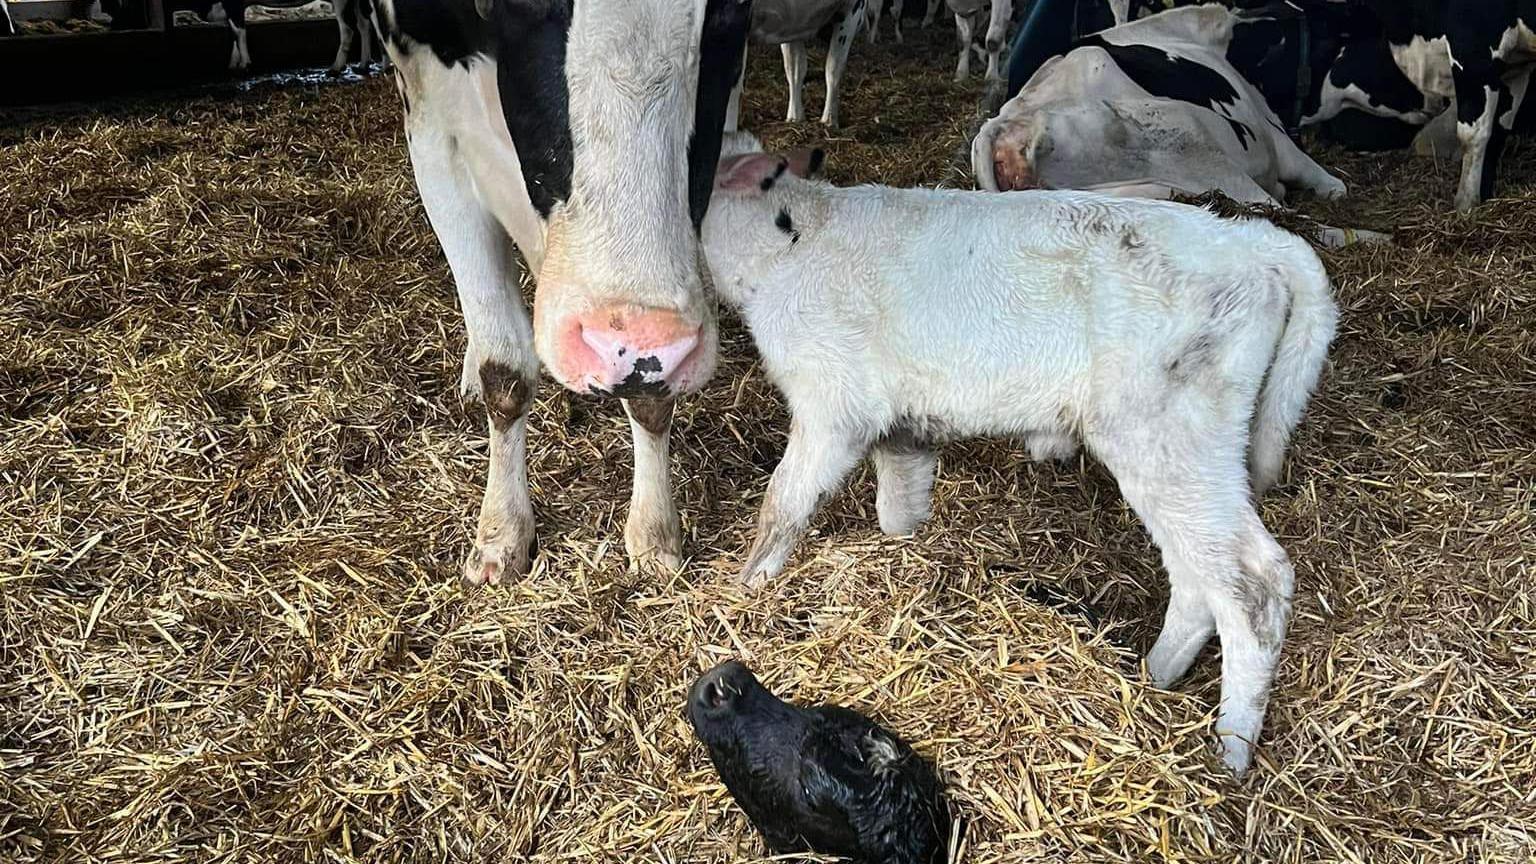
(623, 399), (682, 570)
(1450, 77), (1506, 211)
(821, 1), (863, 127)
(983, 0), (1012, 82)
(1268, 125), (1347, 199)
(782, 41), (808, 122)
(867, 0), (882, 44)
(0, 0), (15, 37)
(924, 0), (941, 27)
(227, 0), (251, 71)
(1414, 104), (1462, 158)
(332, 0), (359, 73)
(954, 10), (975, 81)
(410, 136), (539, 587)
(725, 47), (748, 133)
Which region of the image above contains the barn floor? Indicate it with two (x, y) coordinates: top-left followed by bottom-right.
(2, 23), (1534, 864)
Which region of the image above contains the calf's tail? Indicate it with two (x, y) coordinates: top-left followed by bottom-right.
(1249, 251), (1337, 495)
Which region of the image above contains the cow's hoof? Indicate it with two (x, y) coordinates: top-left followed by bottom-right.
(1317, 176), (1347, 200)
(462, 533), (536, 588)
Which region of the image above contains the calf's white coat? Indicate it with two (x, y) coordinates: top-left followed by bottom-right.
(702, 135), (1338, 774)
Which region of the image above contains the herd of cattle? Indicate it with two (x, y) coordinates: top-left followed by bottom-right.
(5, 0), (1532, 807)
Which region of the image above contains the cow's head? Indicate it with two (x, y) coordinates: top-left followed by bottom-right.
(520, 0), (751, 399)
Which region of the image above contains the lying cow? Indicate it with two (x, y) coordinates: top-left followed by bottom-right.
(973, 6), (1347, 209)
(1355, 0), (1535, 210)
(947, 0), (1013, 82)
(727, 0), (865, 129)
(373, 0), (751, 584)
(703, 133), (1337, 774)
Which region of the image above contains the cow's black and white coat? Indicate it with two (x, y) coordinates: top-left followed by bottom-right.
(973, 6), (1346, 206)
(373, 0), (751, 584)
(100, 0), (384, 72)
(726, 0), (865, 129)
(1361, 0), (1536, 209)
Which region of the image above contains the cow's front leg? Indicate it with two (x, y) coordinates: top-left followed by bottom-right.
(466, 361), (537, 586)
(1267, 123), (1346, 200)
(623, 398), (683, 572)
(409, 128), (539, 587)
(740, 422), (865, 588)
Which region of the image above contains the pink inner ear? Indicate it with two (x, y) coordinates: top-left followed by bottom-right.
(717, 153), (786, 192)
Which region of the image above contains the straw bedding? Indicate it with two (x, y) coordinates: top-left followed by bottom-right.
(1, 24), (1533, 864)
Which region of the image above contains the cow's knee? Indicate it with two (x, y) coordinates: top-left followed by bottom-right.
(478, 359), (535, 431)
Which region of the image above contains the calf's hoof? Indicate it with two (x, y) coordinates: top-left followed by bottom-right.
(625, 509), (684, 574)
(463, 533), (536, 588)
(1219, 734), (1254, 777)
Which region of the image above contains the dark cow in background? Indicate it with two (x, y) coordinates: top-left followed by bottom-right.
(372, 0), (751, 585)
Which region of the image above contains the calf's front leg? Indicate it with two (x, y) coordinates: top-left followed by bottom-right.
(740, 422), (865, 588)
(624, 398), (683, 572)
(873, 431), (936, 536)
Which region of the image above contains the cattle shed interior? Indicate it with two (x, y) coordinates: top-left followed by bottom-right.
(1, 9), (1534, 864)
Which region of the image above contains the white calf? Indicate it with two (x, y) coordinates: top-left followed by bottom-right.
(948, 0), (1011, 82)
(702, 134), (1337, 774)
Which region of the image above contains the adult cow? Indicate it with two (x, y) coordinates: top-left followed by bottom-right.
(101, 0), (384, 72)
(974, 5), (1347, 206)
(727, 0), (865, 129)
(370, 0), (752, 585)
(1359, 0), (1536, 210)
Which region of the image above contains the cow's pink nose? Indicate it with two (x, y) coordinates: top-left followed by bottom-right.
(994, 148), (1037, 192)
(559, 306), (703, 397)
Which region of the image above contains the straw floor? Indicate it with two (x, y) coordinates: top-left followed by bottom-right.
(2, 23), (1533, 864)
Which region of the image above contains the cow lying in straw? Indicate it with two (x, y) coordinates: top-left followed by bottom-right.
(701, 133), (1337, 774)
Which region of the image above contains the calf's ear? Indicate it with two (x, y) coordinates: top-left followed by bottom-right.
(716, 153), (791, 193)
(716, 148), (827, 194)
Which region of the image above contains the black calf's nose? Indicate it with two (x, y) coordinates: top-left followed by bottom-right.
(691, 660), (751, 712)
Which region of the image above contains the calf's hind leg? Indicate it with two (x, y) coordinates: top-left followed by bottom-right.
(1090, 425), (1292, 775)
(740, 422), (866, 588)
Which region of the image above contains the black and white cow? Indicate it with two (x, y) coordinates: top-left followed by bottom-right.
(726, 0), (865, 129)
(101, 0), (383, 73)
(865, 0), (942, 44)
(974, 6), (1347, 205)
(372, 0), (751, 585)
(1359, 0), (1536, 210)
